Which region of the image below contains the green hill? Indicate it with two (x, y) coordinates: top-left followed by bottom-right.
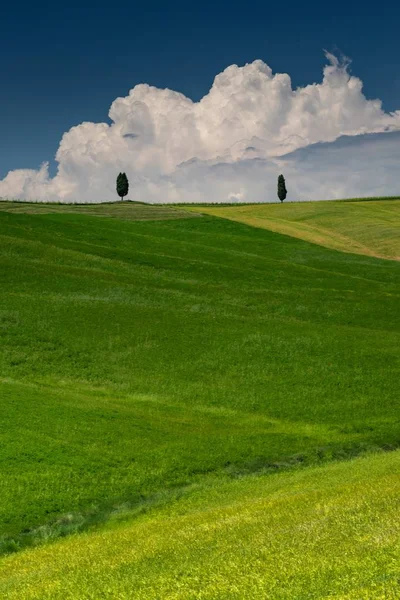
(187, 199), (400, 260)
(0, 200), (399, 597)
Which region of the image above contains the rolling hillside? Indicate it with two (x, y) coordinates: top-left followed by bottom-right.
(187, 199), (400, 260)
(0, 200), (399, 598)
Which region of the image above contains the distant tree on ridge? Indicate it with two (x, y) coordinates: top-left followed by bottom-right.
(277, 174), (287, 202)
(116, 173), (129, 201)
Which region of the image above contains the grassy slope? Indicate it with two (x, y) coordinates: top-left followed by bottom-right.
(185, 199), (400, 260)
(1, 450), (399, 599)
(0, 205), (399, 548)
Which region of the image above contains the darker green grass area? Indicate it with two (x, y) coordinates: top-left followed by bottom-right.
(0, 210), (399, 552)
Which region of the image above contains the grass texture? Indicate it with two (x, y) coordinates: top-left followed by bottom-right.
(186, 199), (400, 259)
(0, 201), (199, 221)
(0, 450), (399, 599)
(0, 203), (399, 552)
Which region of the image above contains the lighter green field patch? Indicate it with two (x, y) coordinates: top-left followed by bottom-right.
(186, 199), (400, 259)
(1, 450), (399, 599)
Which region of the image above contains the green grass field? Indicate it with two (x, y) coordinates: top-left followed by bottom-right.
(0, 200), (399, 597)
(1, 450), (399, 599)
(187, 199), (400, 260)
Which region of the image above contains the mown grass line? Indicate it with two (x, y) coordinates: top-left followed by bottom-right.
(0, 201), (200, 221)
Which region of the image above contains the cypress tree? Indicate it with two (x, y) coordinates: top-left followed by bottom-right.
(277, 174), (287, 202)
(116, 172), (129, 201)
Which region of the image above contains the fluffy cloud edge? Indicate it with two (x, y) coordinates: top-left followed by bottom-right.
(1, 54), (399, 204)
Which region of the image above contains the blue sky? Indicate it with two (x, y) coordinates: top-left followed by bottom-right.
(1, 0), (399, 179)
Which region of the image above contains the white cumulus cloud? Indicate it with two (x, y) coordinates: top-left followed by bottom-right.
(1, 53), (399, 204)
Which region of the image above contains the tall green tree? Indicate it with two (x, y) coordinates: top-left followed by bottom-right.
(116, 172), (129, 201)
(277, 174), (287, 202)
